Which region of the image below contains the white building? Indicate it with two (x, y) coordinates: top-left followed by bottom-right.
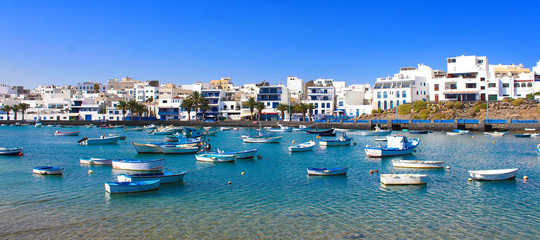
(307, 85), (335, 116)
(373, 66), (430, 110)
(488, 64), (534, 99)
(336, 84), (373, 117)
(77, 81), (107, 94)
(287, 76), (304, 102)
(256, 85), (289, 121)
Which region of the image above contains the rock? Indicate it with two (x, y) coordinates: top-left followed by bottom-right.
(343, 232), (365, 239)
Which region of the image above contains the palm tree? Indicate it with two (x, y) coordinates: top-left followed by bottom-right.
(255, 102), (265, 122)
(116, 101), (128, 122)
(294, 103), (308, 121)
(93, 83), (100, 93)
(180, 98), (194, 121)
(276, 103), (289, 121)
(1, 105), (13, 121)
(199, 99), (211, 120)
(306, 103), (315, 122)
(127, 100), (138, 121)
(189, 91), (203, 120)
(18, 103), (29, 122)
(135, 104), (147, 121)
(242, 97), (258, 120)
(12, 105), (20, 122)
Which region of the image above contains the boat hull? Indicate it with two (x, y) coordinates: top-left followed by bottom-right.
(160, 145), (200, 154)
(307, 167), (348, 176)
(0, 147), (23, 155)
(380, 174), (427, 185)
(307, 129), (334, 134)
(105, 180), (160, 193)
(232, 149), (258, 159)
(117, 171), (187, 184)
(112, 159), (165, 171)
(132, 143), (163, 154)
(79, 158), (113, 165)
(288, 142), (316, 152)
(33, 166), (64, 175)
(79, 136), (121, 145)
(195, 154), (236, 162)
(54, 131), (80, 136)
(468, 168), (518, 180)
(319, 139), (351, 146)
(242, 136), (282, 143)
(365, 147), (416, 157)
(392, 160), (444, 168)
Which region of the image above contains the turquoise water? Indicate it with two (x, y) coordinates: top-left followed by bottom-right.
(0, 126), (538, 239)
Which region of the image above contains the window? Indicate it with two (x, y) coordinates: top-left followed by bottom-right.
(397, 101), (400, 106)
(521, 83), (526, 87)
(488, 83), (496, 88)
(466, 83), (476, 88)
(378, 101), (381, 109)
(503, 83), (509, 88)
(339, 101), (343, 107)
(528, 83), (533, 87)
(397, 91), (400, 98)
(448, 58), (456, 63)
(416, 91), (419, 95)
(390, 101), (393, 109)
(477, 59), (484, 64)
(480, 77), (485, 81)
(403, 100), (406, 104)
(434, 84), (439, 91)
(481, 86), (485, 90)
(314, 103), (318, 108)
(384, 101), (387, 109)
(402, 91), (407, 98)
(377, 92), (381, 98)
(163, 100), (167, 103)
(383, 91), (388, 98)
(450, 84), (457, 89)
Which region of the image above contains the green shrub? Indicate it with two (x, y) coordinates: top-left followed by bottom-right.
(512, 99), (524, 106)
(453, 102), (463, 109)
(474, 103), (487, 112)
(445, 102), (455, 109)
(433, 113), (445, 120)
(474, 101), (485, 107)
(371, 108), (382, 114)
(503, 98), (514, 103)
(397, 104), (411, 115)
(412, 100), (428, 112)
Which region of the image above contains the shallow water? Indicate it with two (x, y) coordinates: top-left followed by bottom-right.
(0, 126), (538, 239)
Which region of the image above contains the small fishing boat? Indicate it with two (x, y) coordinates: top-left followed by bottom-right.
(491, 131), (508, 137)
(446, 131), (465, 135)
(380, 174), (428, 185)
(243, 136), (282, 143)
(78, 135), (122, 145)
(85, 124), (94, 128)
(515, 134), (531, 138)
(132, 142), (163, 154)
(220, 127), (233, 131)
(112, 159), (165, 171)
(537, 144), (540, 153)
(195, 153), (236, 162)
(365, 135), (420, 157)
(307, 167), (348, 176)
(203, 126), (213, 130)
(212, 148), (259, 159)
(183, 127), (206, 138)
(104, 179), (160, 193)
(144, 124), (157, 130)
(79, 157), (113, 165)
(392, 160), (444, 169)
(360, 125), (392, 136)
(98, 125), (115, 129)
(306, 128), (334, 135)
(453, 129), (469, 133)
(0, 147), (23, 155)
(318, 132), (336, 137)
(334, 128), (353, 132)
(35, 121), (43, 127)
(319, 132), (352, 146)
(409, 130), (429, 134)
(117, 171), (188, 184)
(124, 127), (144, 131)
(288, 141), (316, 152)
(160, 144), (200, 154)
(292, 125), (309, 131)
(374, 138), (387, 142)
(468, 168), (518, 181)
(525, 128), (535, 131)
(108, 133), (127, 140)
(531, 133), (540, 138)
(268, 125), (292, 132)
(32, 166), (64, 175)
(54, 130), (80, 136)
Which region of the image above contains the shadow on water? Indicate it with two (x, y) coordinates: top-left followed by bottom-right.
(379, 183), (428, 193)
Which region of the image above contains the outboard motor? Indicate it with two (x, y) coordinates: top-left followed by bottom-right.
(77, 136), (88, 143)
(204, 143), (212, 152)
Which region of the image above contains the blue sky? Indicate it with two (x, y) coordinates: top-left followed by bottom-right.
(1, 0), (539, 88)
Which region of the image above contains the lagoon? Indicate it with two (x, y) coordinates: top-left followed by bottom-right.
(0, 126), (538, 239)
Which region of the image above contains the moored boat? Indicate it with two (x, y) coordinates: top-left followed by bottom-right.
(117, 171), (187, 184)
(288, 141), (316, 152)
(306, 128), (334, 134)
(144, 124), (157, 130)
(212, 148), (258, 159)
(112, 159), (165, 171)
(124, 127), (144, 131)
(54, 130), (80, 136)
(468, 168), (518, 181)
(392, 160), (444, 169)
(360, 125), (392, 136)
(160, 144), (200, 154)
(220, 127), (233, 131)
(409, 130), (429, 134)
(307, 167), (348, 176)
(33, 166), (64, 175)
(365, 135), (420, 157)
(132, 142), (163, 154)
(380, 174), (428, 185)
(319, 132), (352, 146)
(104, 179), (160, 193)
(78, 135), (121, 145)
(183, 127), (205, 138)
(446, 131), (465, 135)
(242, 136), (282, 143)
(195, 153), (236, 162)
(79, 157), (113, 165)
(268, 125), (292, 132)
(514, 134), (531, 138)
(0, 147), (23, 155)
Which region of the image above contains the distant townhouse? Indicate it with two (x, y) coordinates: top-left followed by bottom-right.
(256, 85), (289, 120)
(336, 84), (373, 117)
(488, 64), (534, 99)
(373, 65), (430, 110)
(306, 79), (335, 116)
(77, 81), (107, 94)
(201, 89), (226, 119)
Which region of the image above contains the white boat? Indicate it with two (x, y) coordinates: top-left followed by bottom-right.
(54, 130), (80, 136)
(124, 127), (144, 131)
(446, 131), (465, 135)
(319, 133), (352, 146)
(307, 167), (348, 176)
(0, 147), (23, 155)
(79, 157), (113, 165)
(160, 144), (200, 154)
(268, 125), (292, 132)
(105, 179), (160, 193)
(35, 122), (43, 127)
(360, 125), (392, 136)
(365, 135), (420, 157)
(132, 142), (163, 154)
(117, 171), (187, 184)
(78, 135), (121, 145)
(392, 160), (444, 169)
(86, 124), (94, 128)
(525, 128), (535, 131)
(203, 126), (213, 130)
(214, 148), (259, 159)
(112, 159), (165, 171)
(144, 124), (157, 130)
(292, 125), (308, 131)
(32, 166), (64, 175)
(288, 141), (316, 152)
(491, 132), (508, 137)
(380, 174), (428, 185)
(468, 168), (518, 181)
(532, 133), (540, 138)
(374, 138), (387, 142)
(243, 136), (282, 143)
(195, 153), (236, 162)
(220, 127), (233, 131)
(334, 128), (353, 132)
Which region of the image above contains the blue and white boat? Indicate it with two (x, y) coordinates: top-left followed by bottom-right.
(214, 148), (258, 159)
(515, 134), (531, 138)
(319, 133), (352, 146)
(536, 144), (540, 154)
(307, 167), (348, 176)
(359, 125), (392, 136)
(78, 135), (122, 145)
(288, 141), (316, 152)
(183, 127), (205, 138)
(0, 147), (23, 155)
(268, 124), (292, 132)
(33, 166), (64, 175)
(79, 157), (113, 165)
(242, 130), (282, 143)
(365, 135), (420, 157)
(104, 179), (160, 193)
(160, 144), (200, 154)
(117, 171), (187, 184)
(195, 153), (236, 162)
(112, 159), (165, 171)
